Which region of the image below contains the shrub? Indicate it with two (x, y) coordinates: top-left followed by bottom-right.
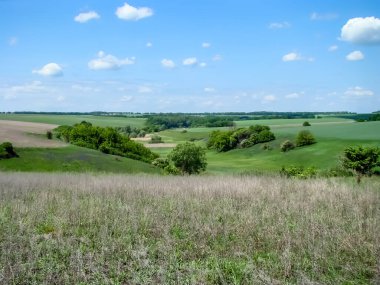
(46, 130), (53, 139)
(280, 140), (295, 152)
(303, 121), (311, 126)
(152, 157), (169, 169)
(0, 142), (18, 159)
(296, 130), (316, 147)
(280, 165), (317, 179)
(150, 135), (163, 144)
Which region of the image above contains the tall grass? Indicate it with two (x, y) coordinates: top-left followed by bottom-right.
(0, 172), (379, 284)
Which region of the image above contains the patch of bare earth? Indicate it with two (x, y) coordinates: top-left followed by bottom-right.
(0, 120), (67, 148)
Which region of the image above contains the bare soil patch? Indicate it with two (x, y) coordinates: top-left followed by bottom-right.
(0, 120), (67, 148)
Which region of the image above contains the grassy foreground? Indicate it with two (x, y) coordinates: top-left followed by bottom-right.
(1, 173), (379, 284)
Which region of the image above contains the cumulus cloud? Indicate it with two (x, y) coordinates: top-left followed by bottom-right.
(199, 62), (207, 68)
(33, 63), (63, 77)
(346, 50), (364, 61)
(310, 12), (338, 21)
(88, 51), (135, 70)
(268, 21), (291, 29)
(344, 86), (374, 97)
(341, 17), (380, 44)
(282, 52), (301, 62)
(183, 57), (198, 66)
(74, 11), (100, 23)
(146, 42), (152, 48)
(202, 42), (211, 48)
(161, 59), (176, 68)
(116, 3), (153, 21)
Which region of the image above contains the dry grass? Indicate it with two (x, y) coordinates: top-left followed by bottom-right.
(0, 172), (379, 284)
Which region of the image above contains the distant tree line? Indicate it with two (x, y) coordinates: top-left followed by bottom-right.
(54, 121), (158, 163)
(145, 115), (235, 131)
(207, 125), (275, 152)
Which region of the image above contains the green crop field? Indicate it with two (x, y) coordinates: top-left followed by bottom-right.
(0, 114), (146, 128)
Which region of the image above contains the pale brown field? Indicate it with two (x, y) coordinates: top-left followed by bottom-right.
(0, 120), (66, 148)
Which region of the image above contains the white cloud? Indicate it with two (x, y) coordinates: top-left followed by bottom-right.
(212, 54), (222, 61)
(346, 50), (364, 61)
(285, 93), (301, 99)
(88, 51), (135, 70)
(161, 59), (175, 68)
(268, 21), (291, 29)
(204, 87), (216, 93)
(183, 57), (198, 66)
(1, 81), (50, 99)
(328, 45), (338, 51)
(146, 42), (152, 48)
(116, 3), (153, 21)
(282, 52), (314, 62)
(282, 52), (301, 62)
(344, 86), (374, 97)
(310, 12), (338, 21)
(33, 63), (63, 77)
(341, 17), (380, 44)
(199, 62), (207, 68)
(74, 11), (100, 23)
(202, 42), (211, 48)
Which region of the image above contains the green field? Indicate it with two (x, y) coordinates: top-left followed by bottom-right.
(0, 114), (146, 128)
(0, 145), (161, 174)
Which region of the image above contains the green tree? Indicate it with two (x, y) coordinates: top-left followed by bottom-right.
(303, 121), (311, 126)
(296, 130), (316, 147)
(280, 140), (295, 152)
(169, 142), (207, 175)
(342, 146), (380, 183)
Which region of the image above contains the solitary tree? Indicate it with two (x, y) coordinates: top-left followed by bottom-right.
(169, 142), (207, 175)
(342, 146), (380, 183)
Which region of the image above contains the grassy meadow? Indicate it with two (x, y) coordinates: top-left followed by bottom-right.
(1, 172), (379, 284)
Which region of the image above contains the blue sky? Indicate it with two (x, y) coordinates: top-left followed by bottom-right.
(1, 0), (379, 113)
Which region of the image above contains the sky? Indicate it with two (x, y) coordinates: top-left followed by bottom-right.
(1, 0), (380, 113)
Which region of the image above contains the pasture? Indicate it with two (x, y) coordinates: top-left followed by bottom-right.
(0, 172), (378, 284)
